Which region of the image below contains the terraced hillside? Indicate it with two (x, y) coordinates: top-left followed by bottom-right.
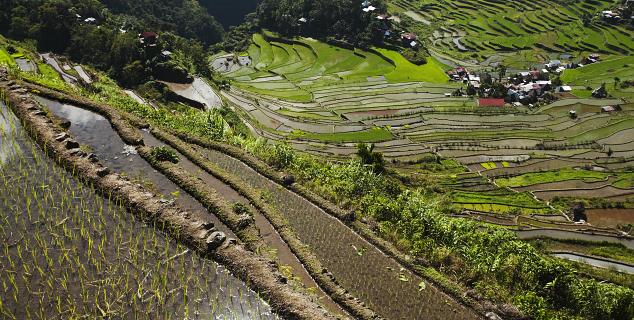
(215, 33), (634, 220)
(390, 0), (634, 67)
(3, 23), (634, 318)
(214, 33), (461, 156)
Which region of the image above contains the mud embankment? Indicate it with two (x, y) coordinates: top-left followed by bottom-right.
(0, 70), (336, 320)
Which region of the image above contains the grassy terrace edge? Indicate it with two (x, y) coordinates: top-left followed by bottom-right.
(0, 70), (337, 320)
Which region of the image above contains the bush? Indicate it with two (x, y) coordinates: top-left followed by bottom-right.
(232, 202), (251, 216)
(357, 143), (385, 173)
(401, 49), (428, 65)
(150, 146), (179, 163)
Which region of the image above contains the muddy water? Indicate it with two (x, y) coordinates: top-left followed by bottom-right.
(0, 102), (22, 164)
(34, 96), (234, 238)
(196, 148), (479, 320)
(552, 253), (634, 274)
(140, 131), (346, 316)
(0, 101), (279, 319)
(15, 58), (36, 72)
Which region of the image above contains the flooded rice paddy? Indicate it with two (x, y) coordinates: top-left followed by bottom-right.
(194, 147), (479, 319)
(0, 101), (278, 319)
(140, 131), (345, 316)
(33, 95), (478, 318)
(34, 97), (234, 236)
(36, 97), (348, 316)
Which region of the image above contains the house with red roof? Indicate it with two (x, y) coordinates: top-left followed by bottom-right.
(139, 32), (158, 47)
(478, 98), (505, 107)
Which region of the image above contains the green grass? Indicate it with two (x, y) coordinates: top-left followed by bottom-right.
(453, 190), (550, 213)
(561, 57), (634, 85)
(0, 48), (16, 67)
(460, 203), (550, 214)
(496, 168), (608, 188)
(290, 127), (393, 143)
(375, 48), (449, 83)
(253, 33), (274, 69)
(589, 246), (634, 265)
(561, 56), (634, 98)
(19, 62), (70, 93)
(571, 88), (592, 98)
(481, 162), (497, 170)
(613, 173), (634, 189)
(277, 108), (341, 121)
(234, 83), (313, 102)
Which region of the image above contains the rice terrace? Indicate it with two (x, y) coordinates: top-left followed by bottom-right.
(1, 0), (634, 319)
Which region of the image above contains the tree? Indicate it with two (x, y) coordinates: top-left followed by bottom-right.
(497, 64), (507, 82)
(37, 1), (75, 52)
(120, 60), (149, 87)
(614, 76), (621, 89)
(357, 143), (385, 173)
(8, 6), (30, 39)
(466, 84), (477, 96)
(257, 0), (388, 46)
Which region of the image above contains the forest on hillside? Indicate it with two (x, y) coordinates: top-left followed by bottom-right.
(0, 0), (224, 86)
(257, 0), (389, 47)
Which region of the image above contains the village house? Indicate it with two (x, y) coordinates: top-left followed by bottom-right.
(447, 66), (468, 81)
(545, 60), (561, 69)
(478, 98), (505, 107)
(582, 53), (601, 65)
(556, 85), (572, 93)
(401, 32), (418, 48)
(362, 5), (376, 12)
(601, 105), (622, 113)
(139, 31), (158, 47)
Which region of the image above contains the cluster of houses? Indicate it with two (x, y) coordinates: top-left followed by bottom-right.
(601, 7), (634, 23)
(600, 0), (634, 24)
(444, 54), (614, 107)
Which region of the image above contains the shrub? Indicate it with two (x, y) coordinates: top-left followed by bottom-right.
(232, 202), (251, 216)
(150, 146), (179, 163)
(356, 143), (385, 173)
(401, 48), (428, 65)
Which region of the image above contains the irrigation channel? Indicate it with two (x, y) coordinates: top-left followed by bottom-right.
(36, 99), (480, 319)
(34, 97), (346, 316)
(0, 101), (279, 319)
